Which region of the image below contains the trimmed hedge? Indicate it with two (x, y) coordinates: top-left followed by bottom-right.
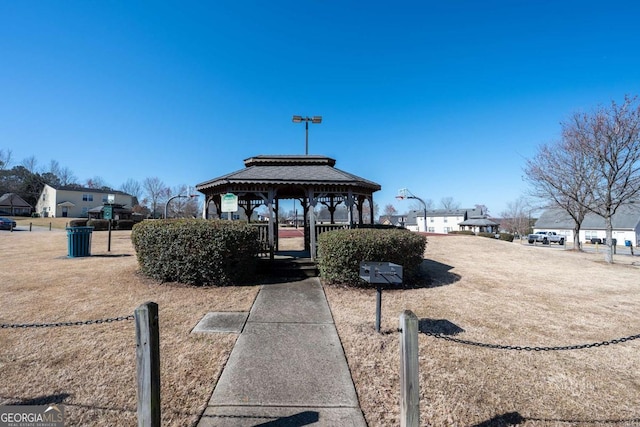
(317, 228), (427, 287)
(87, 219), (110, 231)
(477, 232), (495, 239)
(477, 231), (515, 242)
(131, 219), (261, 286)
(68, 219), (88, 227)
(497, 233), (515, 242)
(448, 230), (475, 236)
(116, 220), (134, 230)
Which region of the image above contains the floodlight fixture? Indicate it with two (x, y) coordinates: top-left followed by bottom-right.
(292, 114), (323, 155)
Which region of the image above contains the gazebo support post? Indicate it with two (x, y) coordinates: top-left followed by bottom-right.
(308, 188), (318, 260)
(368, 195), (375, 224)
(267, 189), (276, 259)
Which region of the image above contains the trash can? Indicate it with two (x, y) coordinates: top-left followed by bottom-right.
(66, 226), (94, 257)
(625, 240), (632, 247)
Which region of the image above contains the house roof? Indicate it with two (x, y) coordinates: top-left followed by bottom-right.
(0, 193), (32, 208)
(535, 203), (640, 230)
(196, 155), (381, 197)
(459, 218), (499, 226)
(378, 214), (408, 225)
(47, 184), (132, 196)
(422, 208), (468, 217)
(417, 207), (485, 218)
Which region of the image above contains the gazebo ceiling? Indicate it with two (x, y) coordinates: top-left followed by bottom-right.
(196, 155), (381, 198)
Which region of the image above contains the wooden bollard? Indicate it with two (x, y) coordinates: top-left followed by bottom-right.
(399, 310), (419, 427)
(135, 302), (161, 427)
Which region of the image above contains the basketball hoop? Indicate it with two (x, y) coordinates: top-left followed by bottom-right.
(396, 188), (410, 200)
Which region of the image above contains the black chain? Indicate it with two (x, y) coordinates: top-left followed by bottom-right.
(421, 332), (640, 351)
(0, 315), (135, 329)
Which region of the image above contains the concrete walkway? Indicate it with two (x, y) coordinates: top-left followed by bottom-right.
(197, 277), (367, 427)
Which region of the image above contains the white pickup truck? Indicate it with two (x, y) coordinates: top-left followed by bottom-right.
(528, 231), (565, 245)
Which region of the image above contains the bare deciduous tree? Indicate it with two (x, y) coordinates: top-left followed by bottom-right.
(526, 95), (640, 262)
(21, 155), (38, 173)
(525, 135), (595, 250)
(143, 177), (168, 218)
(57, 167), (77, 186)
(0, 149), (13, 170)
(499, 197), (533, 238)
(567, 95), (640, 263)
(383, 204), (397, 216)
(120, 178), (142, 200)
(86, 176), (110, 189)
(166, 184), (199, 218)
(440, 197), (460, 210)
(410, 199), (433, 212)
(48, 160), (77, 186)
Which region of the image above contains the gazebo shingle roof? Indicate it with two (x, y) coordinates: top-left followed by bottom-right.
(196, 155), (381, 191)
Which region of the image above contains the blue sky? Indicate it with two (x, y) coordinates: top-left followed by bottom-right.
(2, 1), (639, 216)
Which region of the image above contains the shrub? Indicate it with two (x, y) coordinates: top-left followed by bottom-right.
(317, 228), (427, 287)
(448, 230), (475, 236)
(87, 219), (110, 230)
(354, 223), (404, 230)
(497, 233), (515, 242)
(478, 232), (496, 239)
(116, 220), (134, 230)
(131, 219), (261, 286)
(68, 219), (88, 227)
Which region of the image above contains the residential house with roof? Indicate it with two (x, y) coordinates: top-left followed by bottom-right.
(403, 206), (499, 234)
(0, 193), (33, 216)
(378, 214), (408, 227)
(35, 184), (136, 218)
(534, 203), (640, 246)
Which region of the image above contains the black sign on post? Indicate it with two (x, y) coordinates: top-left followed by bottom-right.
(103, 205), (113, 252)
(359, 262), (403, 332)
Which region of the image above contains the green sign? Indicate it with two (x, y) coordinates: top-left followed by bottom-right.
(103, 205), (113, 220)
(221, 193), (238, 213)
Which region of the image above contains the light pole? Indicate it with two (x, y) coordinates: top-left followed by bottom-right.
(396, 188), (427, 232)
(292, 115), (322, 155)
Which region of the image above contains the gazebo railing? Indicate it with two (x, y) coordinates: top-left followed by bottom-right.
(314, 223), (349, 242)
(251, 223), (273, 258)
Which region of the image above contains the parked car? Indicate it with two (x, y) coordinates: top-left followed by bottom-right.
(528, 231), (565, 245)
(0, 217), (17, 230)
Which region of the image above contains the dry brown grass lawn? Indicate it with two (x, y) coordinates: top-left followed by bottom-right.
(14, 217), (77, 229)
(0, 227), (258, 426)
(324, 235), (640, 426)
(2, 228), (640, 426)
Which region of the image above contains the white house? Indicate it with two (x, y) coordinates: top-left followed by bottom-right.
(405, 207), (499, 234)
(534, 204), (640, 246)
(35, 184), (136, 218)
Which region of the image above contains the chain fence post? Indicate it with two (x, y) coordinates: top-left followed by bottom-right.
(135, 302), (160, 427)
(399, 310), (419, 427)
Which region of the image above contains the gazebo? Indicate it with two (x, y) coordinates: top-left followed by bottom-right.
(195, 155), (381, 259)
(458, 218), (500, 234)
